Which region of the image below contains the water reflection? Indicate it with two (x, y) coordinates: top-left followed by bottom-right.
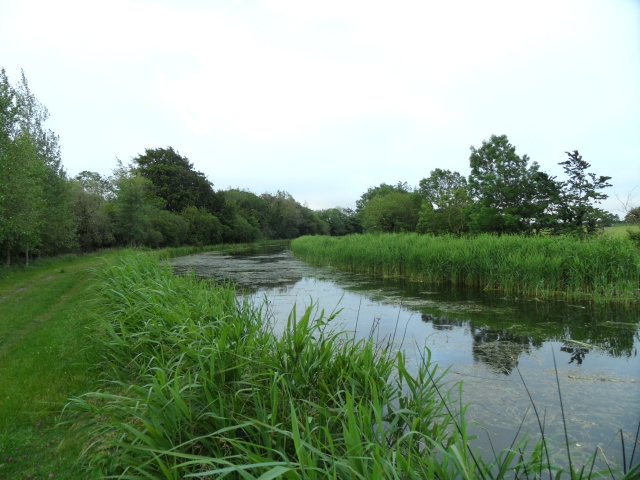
(170, 247), (640, 465)
(561, 345), (588, 365)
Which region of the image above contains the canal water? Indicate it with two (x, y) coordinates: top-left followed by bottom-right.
(171, 246), (640, 467)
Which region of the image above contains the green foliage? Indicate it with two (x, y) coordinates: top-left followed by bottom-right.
(0, 68), (77, 264)
(317, 207), (362, 236)
(181, 205), (223, 246)
(113, 171), (160, 247)
(292, 233), (640, 303)
(75, 170), (113, 199)
(361, 191), (419, 233)
(468, 134), (549, 234)
(355, 181), (413, 214)
(72, 179), (115, 251)
(555, 150), (612, 235)
(132, 147), (221, 213)
(261, 191), (312, 239)
(417, 168), (470, 235)
(0, 71), (43, 265)
(149, 209), (189, 247)
(624, 206), (640, 226)
(69, 254), (551, 478)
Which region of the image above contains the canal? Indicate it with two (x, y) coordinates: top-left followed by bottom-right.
(171, 245), (640, 467)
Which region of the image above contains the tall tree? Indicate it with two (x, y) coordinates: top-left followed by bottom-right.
(555, 150), (612, 235)
(356, 181), (413, 214)
(72, 175), (115, 252)
(468, 134), (547, 234)
(132, 147), (220, 213)
(0, 69), (47, 266)
(361, 191), (419, 233)
(417, 169), (470, 235)
(113, 166), (160, 247)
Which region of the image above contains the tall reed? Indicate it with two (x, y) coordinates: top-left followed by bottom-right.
(66, 252), (638, 478)
(291, 234), (640, 303)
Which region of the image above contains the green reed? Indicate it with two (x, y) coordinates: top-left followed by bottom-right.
(62, 252), (639, 478)
(291, 233), (640, 303)
(63, 253), (543, 478)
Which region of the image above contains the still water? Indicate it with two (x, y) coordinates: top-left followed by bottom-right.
(171, 246), (640, 466)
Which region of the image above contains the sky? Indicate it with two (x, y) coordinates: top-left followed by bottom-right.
(1, 0), (639, 214)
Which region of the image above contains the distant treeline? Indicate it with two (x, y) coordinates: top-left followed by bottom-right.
(2, 69), (637, 267)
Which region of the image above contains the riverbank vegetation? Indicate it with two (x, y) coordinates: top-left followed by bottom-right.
(1, 248), (638, 478)
(1, 70), (331, 268)
(0, 245), (260, 478)
(291, 233), (640, 303)
(66, 253), (639, 477)
(4, 68), (639, 277)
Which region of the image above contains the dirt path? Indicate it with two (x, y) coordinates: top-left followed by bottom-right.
(0, 275), (56, 303)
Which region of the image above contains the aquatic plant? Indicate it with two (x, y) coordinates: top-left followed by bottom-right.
(64, 252), (638, 478)
(291, 233), (640, 303)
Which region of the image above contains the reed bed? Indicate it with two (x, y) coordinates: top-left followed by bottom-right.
(64, 253), (551, 479)
(65, 253), (639, 478)
(291, 234), (640, 303)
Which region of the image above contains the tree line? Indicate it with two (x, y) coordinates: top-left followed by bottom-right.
(355, 134), (626, 237)
(1, 70), (633, 267)
(0, 70), (332, 267)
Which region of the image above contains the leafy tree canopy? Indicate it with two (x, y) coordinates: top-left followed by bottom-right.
(468, 134), (554, 234)
(132, 147), (220, 213)
(356, 181), (413, 214)
(555, 150), (612, 235)
(361, 191), (419, 233)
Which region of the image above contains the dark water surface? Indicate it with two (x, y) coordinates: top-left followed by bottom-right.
(171, 246), (640, 466)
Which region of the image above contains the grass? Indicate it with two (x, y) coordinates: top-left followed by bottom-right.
(0, 250), (123, 478)
(1, 245), (638, 478)
(0, 243), (284, 479)
(604, 224), (640, 238)
(291, 233), (640, 303)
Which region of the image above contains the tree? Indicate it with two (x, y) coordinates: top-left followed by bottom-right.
(361, 191), (419, 233)
(0, 69), (46, 266)
(14, 70), (75, 258)
(468, 134), (548, 234)
(356, 181), (413, 214)
(417, 169), (470, 235)
(625, 207), (640, 226)
(75, 170), (114, 199)
(72, 180), (115, 251)
(181, 206), (223, 246)
(262, 191), (304, 239)
(132, 147), (220, 213)
(555, 150), (612, 235)
(113, 167), (160, 247)
(148, 209), (188, 247)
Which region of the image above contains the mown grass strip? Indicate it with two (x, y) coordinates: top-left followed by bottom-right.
(291, 233), (640, 303)
(0, 250), (124, 479)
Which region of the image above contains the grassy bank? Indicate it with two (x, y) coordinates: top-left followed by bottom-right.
(2, 246), (637, 478)
(291, 233), (640, 303)
(0, 243), (282, 478)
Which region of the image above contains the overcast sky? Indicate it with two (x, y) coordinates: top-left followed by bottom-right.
(1, 0), (639, 213)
